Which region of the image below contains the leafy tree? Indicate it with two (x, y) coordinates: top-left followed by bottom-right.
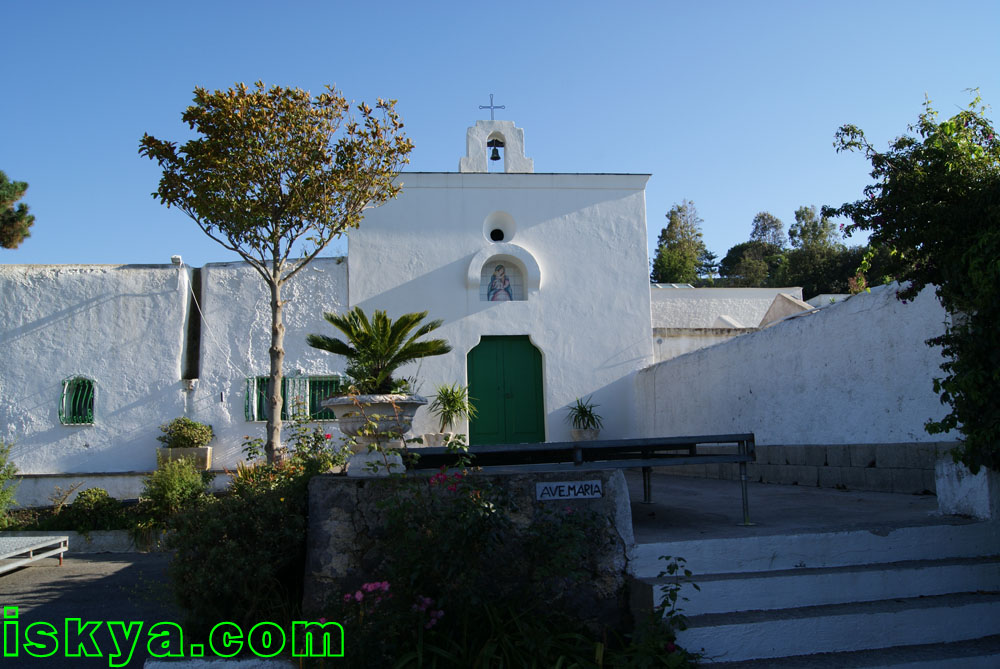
(825, 93), (1000, 472)
(650, 199), (706, 283)
(750, 211), (786, 248)
(140, 82), (414, 463)
(719, 240), (783, 286)
(0, 171), (35, 249)
(788, 205), (838, 250)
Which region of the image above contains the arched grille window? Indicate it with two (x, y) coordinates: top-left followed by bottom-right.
(60, 377), (95, 425)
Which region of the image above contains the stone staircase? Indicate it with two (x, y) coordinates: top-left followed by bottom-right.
(630, 521), (1000, 666)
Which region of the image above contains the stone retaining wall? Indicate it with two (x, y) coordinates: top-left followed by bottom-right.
(303, 469), (634, 630)
(663, 442), (960, 494)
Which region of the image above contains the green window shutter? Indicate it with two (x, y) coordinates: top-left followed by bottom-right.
(60, 377), (95, 425)
(246, 376), (289, 421)
(308, 375), (344, 420)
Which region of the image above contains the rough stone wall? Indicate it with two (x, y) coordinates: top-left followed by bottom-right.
(304, 469), (634, 630)
(664, 442), (959, 494)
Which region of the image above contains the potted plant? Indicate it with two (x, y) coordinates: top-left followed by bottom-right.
(307, 307), (452, 473)
(424, 383), (477, 447)
(566, 396), (603, 442)
(157, 417), (214, 469)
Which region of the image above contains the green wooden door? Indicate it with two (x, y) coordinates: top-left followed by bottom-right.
(467, 336), (545, 445)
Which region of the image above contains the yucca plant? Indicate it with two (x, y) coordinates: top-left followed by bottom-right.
(306, 307), (452, 394)
(429, 383), (478, 432)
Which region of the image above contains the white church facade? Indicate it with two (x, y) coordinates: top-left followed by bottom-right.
(1, 119), (957, 506)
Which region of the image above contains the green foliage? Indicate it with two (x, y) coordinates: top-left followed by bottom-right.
(566, 396), (604, 430)
(0, 171), (35, 250)
(825, 92), (1000, 472)
(156, 417), (214, 449)
(428, 383), (478, 432)
(307, 307), (452, 394)
(789, 205), (838, 250)
(140, 458), (211, 525)
(0, 440), (19, 528)
(719, 240), (784, 286)
(651, 200), (706, 284)
(61, 488), (129, 533)
(166, 454), (328, 636)
(750, 211), (786, 248)
(139, 81), (413, 463)
(323, 473), (626, 666)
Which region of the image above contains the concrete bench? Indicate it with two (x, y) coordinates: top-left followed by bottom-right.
(0, 535), (69, 575)
(407, 433), (757, 524)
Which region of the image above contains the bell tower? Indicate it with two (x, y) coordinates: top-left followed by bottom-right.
(459, 120), (534, 174)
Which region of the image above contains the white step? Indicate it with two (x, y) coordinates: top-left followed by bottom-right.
(677, 592), (1000, 664)
(705, 634), (1000, 668)
(630, 522), (1000, 578)
(646, 557), (1000, 615)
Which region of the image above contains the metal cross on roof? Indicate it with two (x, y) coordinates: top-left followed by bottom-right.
(479, 93), (505, 120)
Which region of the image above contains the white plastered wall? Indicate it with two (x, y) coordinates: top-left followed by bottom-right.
(348, 172), (654, 441)
(190, 257), (349, 468)
(0, 264), (189, 475)
(650, 285), (804, 329)
(636, 284), (955, 444)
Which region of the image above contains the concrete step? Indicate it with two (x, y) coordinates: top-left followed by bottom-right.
(640, 556), (1000, 615)
(676, 592), (1000, 664)
(630, 521), (1000, 578)
(705, 634), (1000, 668)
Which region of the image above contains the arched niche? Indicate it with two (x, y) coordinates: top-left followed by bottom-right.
(466, 243), (541, 299)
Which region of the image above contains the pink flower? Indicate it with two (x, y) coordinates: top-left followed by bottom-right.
(354, 591), (363, 602)
(343, 594), (352, 603)
(447, 484), (457, 492)
(324, 433), (332, 439)
(319, 617), (326, 623)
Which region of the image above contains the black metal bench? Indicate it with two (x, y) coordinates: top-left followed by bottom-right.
(406, 433), (756, 524)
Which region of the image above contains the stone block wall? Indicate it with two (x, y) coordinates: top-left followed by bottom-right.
(662, 442), (959, 494)
(303, 469), (634, 630)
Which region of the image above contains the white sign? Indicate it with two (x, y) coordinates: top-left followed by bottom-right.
(536, 480), (603, 500)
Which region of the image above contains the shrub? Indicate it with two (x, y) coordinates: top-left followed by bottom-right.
(157, 417), (214, 449)
(140, 458), (210, 525)
(61, 487), (128, 533)
(166, 445), (337, 636)
(0, 440), (19, 528)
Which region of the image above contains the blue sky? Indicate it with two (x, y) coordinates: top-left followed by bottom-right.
(3, 0), (998, 269)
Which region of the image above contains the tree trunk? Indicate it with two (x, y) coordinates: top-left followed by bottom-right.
(265, 277), (285, 464)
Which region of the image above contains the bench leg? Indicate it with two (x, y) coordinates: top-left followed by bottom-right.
(739, 461), (754, 526)
(642, 466), (653, 504)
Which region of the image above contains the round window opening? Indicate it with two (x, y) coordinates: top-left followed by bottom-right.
(490, 228), (505, 242)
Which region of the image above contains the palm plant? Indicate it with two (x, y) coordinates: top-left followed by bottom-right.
(307, 307), (452, 394)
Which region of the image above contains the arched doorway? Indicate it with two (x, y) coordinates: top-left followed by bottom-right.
(467, 336), (545, 445)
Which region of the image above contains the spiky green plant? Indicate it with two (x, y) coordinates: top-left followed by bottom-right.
(429, 383), (478, 432)
(307, 307), (452, 394)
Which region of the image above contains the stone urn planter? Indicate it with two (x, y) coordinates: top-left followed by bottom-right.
(321, 394), (428, 477)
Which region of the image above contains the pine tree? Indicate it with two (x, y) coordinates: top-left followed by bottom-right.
(650, 200), (706, 284)
(0, 171), (36, 249)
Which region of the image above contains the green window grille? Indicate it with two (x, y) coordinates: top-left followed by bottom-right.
(59, 377), (95, 425)
(308, 376), (345, 420)
(245, 374), (345, 421)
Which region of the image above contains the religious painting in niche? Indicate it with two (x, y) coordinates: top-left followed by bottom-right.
(480, 262), (524, 301)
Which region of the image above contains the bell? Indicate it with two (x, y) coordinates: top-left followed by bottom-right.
(490, 147), (501, 161)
